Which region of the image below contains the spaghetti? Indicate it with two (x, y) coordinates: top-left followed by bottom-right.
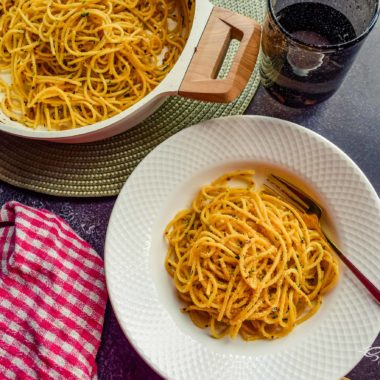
(0, 0), (192, 130)
(164, 170), (339, 340)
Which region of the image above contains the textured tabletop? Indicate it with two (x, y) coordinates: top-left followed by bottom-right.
(0, 22), (379, 380)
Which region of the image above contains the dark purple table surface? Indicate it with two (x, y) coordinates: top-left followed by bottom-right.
(0, 23), (379, 380)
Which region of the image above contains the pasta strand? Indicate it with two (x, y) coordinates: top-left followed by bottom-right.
(164, 170), (339, 340)
(0, 0), (193, 130)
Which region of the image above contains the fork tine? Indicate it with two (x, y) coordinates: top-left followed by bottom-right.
(268, 175), (309, 208)
(262, 182), (308, 213)
(269, 174), (322, 217)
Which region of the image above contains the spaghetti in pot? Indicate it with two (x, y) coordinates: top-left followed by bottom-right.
(0, 0), (192, 130)
(164, 170), (339, 340)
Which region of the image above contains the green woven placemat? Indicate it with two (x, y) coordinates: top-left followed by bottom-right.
(0, 0), (266, 197)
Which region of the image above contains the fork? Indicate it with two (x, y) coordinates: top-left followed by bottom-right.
(265, 174), (380, 304)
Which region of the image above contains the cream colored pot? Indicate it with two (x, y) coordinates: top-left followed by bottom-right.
(0, 1), (261, 143)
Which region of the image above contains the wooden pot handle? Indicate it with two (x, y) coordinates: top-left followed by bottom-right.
(178, 7), (261, 103)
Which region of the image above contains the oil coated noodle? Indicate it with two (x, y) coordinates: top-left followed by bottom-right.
(164, 170), (339, 340)
(0, 0), (192, 130)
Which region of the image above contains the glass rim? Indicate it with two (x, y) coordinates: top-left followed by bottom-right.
(267, 0), (380, 50)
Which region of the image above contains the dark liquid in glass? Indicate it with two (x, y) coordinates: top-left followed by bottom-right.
(261, 2), (359, 107)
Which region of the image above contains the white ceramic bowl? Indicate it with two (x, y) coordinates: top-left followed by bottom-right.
(105, 116), (380, 380)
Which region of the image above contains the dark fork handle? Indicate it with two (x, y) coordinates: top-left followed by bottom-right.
(325, 234), (380, 304)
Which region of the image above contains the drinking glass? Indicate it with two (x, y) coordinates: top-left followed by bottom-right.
(260, 0), (380, 107)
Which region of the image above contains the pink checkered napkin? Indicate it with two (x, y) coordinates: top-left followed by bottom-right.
(0, 201), (107, 379)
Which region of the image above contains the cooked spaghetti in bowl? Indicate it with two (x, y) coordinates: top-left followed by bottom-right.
(164, 170), (339, 340)
(0, 0), (192, 130)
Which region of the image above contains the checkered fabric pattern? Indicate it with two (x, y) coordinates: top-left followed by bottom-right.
(0, 201), (107, 379)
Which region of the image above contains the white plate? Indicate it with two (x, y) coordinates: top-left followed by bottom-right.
(105, 116), (380, 380)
